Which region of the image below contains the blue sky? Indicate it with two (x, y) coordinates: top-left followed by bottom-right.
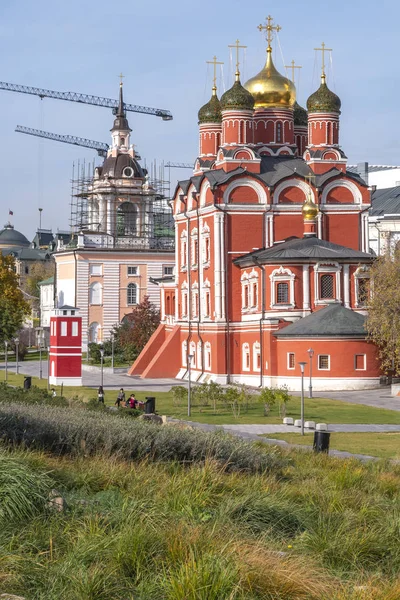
(0, 0), (397, 238)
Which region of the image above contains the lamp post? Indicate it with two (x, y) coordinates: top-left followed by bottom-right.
(4, 341), (8, 382)
(111, 333), (115, 371)
(99, 343), (104, 389)
(37, 327), (43, 380)
(47, 345), (51, 390)
(14, 338), (19, 375)
(187, 354), (194, 417)
(307, 348), (314, 398)
(298, 361), (307, 436)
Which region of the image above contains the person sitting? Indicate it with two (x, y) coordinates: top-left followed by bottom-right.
(129, 393), (138, 409)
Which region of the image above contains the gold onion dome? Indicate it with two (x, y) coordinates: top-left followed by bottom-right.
(293, 101), (307, 126)
(220, 74), (255, 111)
(302, 193), (319, 221)
(307, 74), (341, 113)
(198, 88), (222, 124)
(244, 47), (296, 109)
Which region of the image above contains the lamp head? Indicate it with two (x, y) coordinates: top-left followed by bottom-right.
(298, 361), (307, 374)
(307, 348), (314, 358)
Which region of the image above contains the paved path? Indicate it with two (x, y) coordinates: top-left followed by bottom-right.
(222, 423), (400, 434)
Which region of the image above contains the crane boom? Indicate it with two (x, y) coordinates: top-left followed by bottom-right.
(15, 125), (109, 157)
(165, 162), (193, 168)
(2, 81), (173, 120)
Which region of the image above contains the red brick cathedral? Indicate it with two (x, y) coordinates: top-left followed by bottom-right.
(131, 18), (381, 390)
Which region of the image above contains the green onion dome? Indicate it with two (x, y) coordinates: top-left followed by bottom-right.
(198, 88), (222, 124)
(220, 76), (255, 111)
(307, 75), (341, 114)
(293, 101), (308, 127)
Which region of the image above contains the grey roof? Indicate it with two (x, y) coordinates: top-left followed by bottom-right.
(58, 305), (77, 310)
(234, 236), (373, 267)
(370, 186), (400, 217)
(0, 224), (30, 248)
(100, 154), (143, 179)
(1, 247), (50, 260)
(348, 165), (400, 174)
(274, 304), (366, 338)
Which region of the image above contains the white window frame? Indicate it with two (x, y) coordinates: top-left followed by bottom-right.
(89, 282), (102, 305)
(204, 342), (211, 371)
(127, 283), (138, 306)
(270, 266), (295, 309)
(192, 283), (199, 319)
(90, 264), (102, 276)
(189, 341), (196, 369)
(191, 228), (199, 268)
(253, 342), (261, 372)
(354, 266), (370, 308)
(354, 354), (366, 371)
(201, 222), (211, 266)
(61, 321), (67, 336)
(242, 343), (250, 371)
(182, 341), (187, 367)
(202, 278), (211, 319)
(318, 354), (330, 371)
(163, 265), (174, 276)
(127, 265), (139, 276)
(313, 262), (341, 305)
(181, 281), (188, 319)
(180, 230), (188, 271)
(72, 322), (78, 337)
(287, 352), (295, 370)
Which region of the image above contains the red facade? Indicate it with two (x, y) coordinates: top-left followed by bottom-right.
(49, 307), (82, 386)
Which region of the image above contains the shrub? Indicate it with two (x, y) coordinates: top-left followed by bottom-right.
(0, 403), (286, 474)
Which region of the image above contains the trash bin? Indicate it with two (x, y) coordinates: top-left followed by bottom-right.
(145, 396), (156, 414)
(23, 376), (32, 390)
(313, 430), (330, 453)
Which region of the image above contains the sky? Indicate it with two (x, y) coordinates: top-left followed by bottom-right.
(0, 0), (398, 239)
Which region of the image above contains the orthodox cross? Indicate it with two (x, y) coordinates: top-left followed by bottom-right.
(228, 39), (247, 76)
(206, 56), (224, 90)
(314, 42), (332, 76)
(258, 15), (281, 48)
(118, 73), (125, 85)
(285, 60), (302, 83)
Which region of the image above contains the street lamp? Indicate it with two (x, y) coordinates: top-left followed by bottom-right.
(14, 337), (19, 375)
(99, 343), (104, 389)
(298, 361), (307, 436)
(47, 345), (51, 390)
(37, 327), (44, 380)
(187, 354), (194, 417)
(111, 333), (115, 371)
(4, 341), (8, 382)
(307, 348), (314, 398)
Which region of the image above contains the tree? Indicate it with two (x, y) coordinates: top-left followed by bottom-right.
(112, 296), (161, 362)
(23, 261), (55, 299)
(0, 255), (30, 344)
(365, 250), (400, 375)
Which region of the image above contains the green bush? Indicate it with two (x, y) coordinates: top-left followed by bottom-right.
(0, 383), (68, 407)
(0, 403), (286, 474)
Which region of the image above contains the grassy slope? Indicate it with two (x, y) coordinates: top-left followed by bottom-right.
(263, 431), (400, 460)
(1, 445), (400, 599)
(2, 370), (400, 425)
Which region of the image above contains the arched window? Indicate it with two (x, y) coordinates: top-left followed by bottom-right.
(253, 342), (261, 372)
(276, 122), (282, 143)
(242, 343), (250, 371)
(320, 274), (334, 299)
(89, 321), (100, 343)
(90, 282), (102, 305)
(204, 342), (211, 371)
(117, 202), (137, 236)
(127, 283), (138, 305)
(189, 341), (196, 368)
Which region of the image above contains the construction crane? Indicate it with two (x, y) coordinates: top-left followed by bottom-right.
(0, 81), (173, 120)
(15, 125), (110, 157)
(165, 162), (193, 169)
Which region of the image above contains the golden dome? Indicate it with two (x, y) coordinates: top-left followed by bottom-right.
(244, 47), (296, 109)
(302, 193), (318, 221)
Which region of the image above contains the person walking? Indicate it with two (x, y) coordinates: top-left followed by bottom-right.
(98, 386), (105, 404)
(115, 388), (125, 407)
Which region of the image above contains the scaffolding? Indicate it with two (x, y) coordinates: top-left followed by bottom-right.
(69, 157), (175, 251)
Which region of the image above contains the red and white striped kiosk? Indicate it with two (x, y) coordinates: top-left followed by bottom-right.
(49, 305), (82, 386)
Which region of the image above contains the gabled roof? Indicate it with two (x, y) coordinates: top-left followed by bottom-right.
(234, 236), (373, 267)
(370, 186), (400, 217)
(274, 304), (366, 338)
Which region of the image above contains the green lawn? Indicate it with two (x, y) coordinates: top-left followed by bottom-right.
(3, 369), (400, 425)
(262, 431), (400, 460)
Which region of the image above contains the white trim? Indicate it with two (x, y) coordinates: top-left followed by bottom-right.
(49, 376), (82, 386)
(313, 262), (342, 304)
(318, 354), (330, 371)
(270, 266), (295, 308)
(242, 342), (250, 371)
(354, 353), (366, 371)
(287, 352), (295, 370)
(223, 178), (267, 205)
(273, 178), (314, 205)
(321, 179), (362, 205)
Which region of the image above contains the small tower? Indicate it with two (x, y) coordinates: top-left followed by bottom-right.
(110, 81), (132, 154)
(244, 16), (296, 150)
(198, 57), (223, 162)
(220, 41), (254, 146)
(306, 43), (345, 173)
(49, 306), (82, 386)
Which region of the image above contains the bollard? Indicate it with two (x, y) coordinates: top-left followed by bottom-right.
(313, 430), (330, 453)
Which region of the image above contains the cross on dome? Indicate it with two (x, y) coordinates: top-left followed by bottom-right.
(206, 55), (224, 95)
(228, 39), (247, 81)
(314, 42), (332, 81)
(258, 15), (281, 50)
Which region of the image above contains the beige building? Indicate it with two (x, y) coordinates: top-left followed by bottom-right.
(54, 83), (174, 348)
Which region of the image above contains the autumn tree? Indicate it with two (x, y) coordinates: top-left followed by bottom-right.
(365, 249), (400, 375)
(112, 296), (160, 362)
(23, 260), (55, 299)
(0, 255), (30, 344)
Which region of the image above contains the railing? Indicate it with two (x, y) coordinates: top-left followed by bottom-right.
(76, 233), (175, 251)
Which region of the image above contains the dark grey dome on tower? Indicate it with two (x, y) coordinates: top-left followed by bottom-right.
(99, 154), (144, 179)
(0, 223), (30, 248)
(220, 78), (255, 111)
(198, 90), (222, 124)
(111, 83), (132, 132)
(293, 101), (307, 126)
(307, 76), (341, 114)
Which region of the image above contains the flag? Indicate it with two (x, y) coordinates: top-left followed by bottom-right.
(8, 210), (13, 216)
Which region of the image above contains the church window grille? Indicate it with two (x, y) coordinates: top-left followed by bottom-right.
(357, 278), (369, 307)
(276, 122), (282, 143)
(320, 274), (334, 299)
(318, 355), (330, 370)
(127, 283), (138, 306)
(287, 353), (295, 369)
(276, 282), (289, 304)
